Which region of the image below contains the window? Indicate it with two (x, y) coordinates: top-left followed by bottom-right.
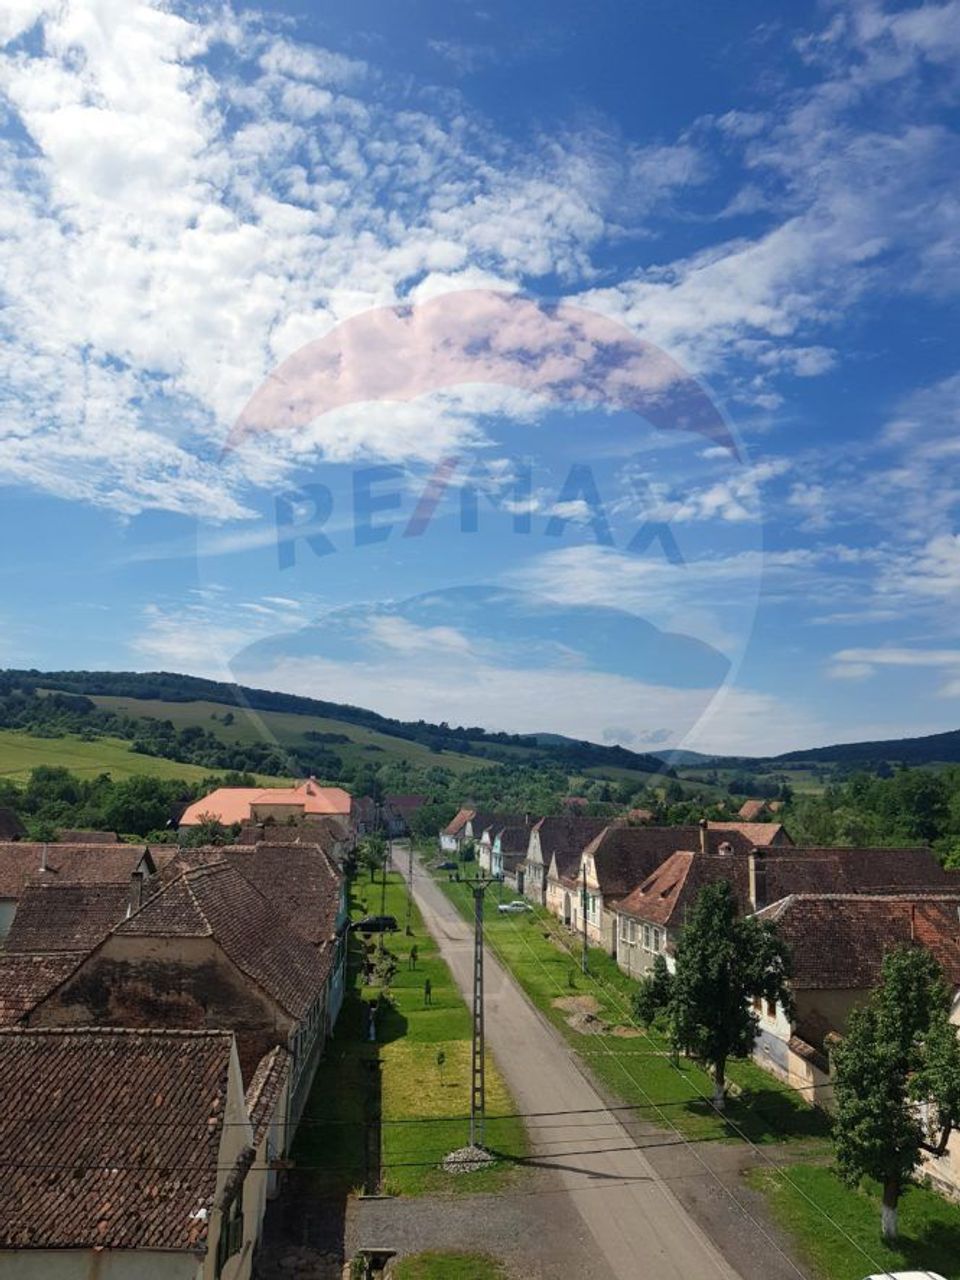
(652, 928), (663, 952)
(216, 1199), (244, 1276)
(642, 924), (652, 950)
(628, 920), (637, 945)
(619, 916), (628, 942)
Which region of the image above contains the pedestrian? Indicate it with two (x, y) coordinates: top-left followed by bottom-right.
(409, 945), (418, 970)
(423, 977), (432, 1006)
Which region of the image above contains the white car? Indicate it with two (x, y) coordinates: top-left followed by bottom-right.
(497, 899), (533, 914)
(862, 1272), (948, 1279)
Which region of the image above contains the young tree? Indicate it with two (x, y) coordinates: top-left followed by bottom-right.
(670, 881), (793, 1110)
(832, 946), (960, 1242)
(358, 833), (388, 882)
(632, 953), (674, 1027)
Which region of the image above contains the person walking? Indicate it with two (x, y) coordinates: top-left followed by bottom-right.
(423, 977), (432, 1006)
(409, 945), (418, 970)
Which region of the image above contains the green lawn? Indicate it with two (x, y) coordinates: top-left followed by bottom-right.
(88, 695), (491, 777)
(293, 873), (527, 1197)
(0, 727), (282, 785)
(433, 868), (829, 1148)
(391, 1253), (507, 1280)
(747, 1163), (960, 1280)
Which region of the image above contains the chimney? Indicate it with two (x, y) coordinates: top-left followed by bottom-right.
(698, 818), (708, 854)
(748, 848), (767, 913)
(131, 868), (145, 913)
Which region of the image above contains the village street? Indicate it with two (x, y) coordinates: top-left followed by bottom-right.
(384, 846), (807, 1280)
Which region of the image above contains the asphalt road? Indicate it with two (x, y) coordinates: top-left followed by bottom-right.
(397, 849), (744, 1280)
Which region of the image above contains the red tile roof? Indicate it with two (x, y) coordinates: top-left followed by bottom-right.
(4, 883), (134, 954)
(442, 808), (476, 836)
(617, 850), (752, 927)
(245, 1044), (291, 1148)
(755, 845), (955, 907)
(0, 1027), (236, 1250)
(0, 954), (85, 1025)
(115, 861), (331, 1019)
(159, 840), (343, 947)
(532, 815), (609, 878)
(757, 893), (960, 990)
(179, 780), (352, 827)
(57, 829), (119, 844)
(0, 843), (155, 900)
(572, 825), (761, 900)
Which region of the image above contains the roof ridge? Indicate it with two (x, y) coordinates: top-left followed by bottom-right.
(0, 1025), (234, 1039)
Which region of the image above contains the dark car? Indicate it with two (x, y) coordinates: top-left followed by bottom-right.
(436, 860), (458, 871)
(351, 914), (399, 934)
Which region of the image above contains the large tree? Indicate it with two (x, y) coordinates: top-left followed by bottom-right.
(832, 946), (960, 1242)
(670, 881), (793, 1110)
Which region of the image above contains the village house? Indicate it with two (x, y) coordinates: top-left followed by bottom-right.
(0, 841), (159, 943)
(383, 793), (427, 837)
(0, 1026), (289, 1280)
(548, 821), (782, 952)
(751, 891), (960, 1198)
(614, 840), (954, 981)
(522, 815), (608, 906)
(179, 778), (352, 830)
(471, 814), (531, 875)
(737, 798), (783, 822)
(490, 824), (536, 891)
(439, 807), (475, 855)
(169, 840), (350, 1027)
(24, 860), (333, 1130)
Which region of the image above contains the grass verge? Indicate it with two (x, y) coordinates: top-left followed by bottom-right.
(746, 1163), (960, 1280)
(431, 863), (829, 1149)
(294, 871), (527, 1197)
(391, 1252), (507, 1280)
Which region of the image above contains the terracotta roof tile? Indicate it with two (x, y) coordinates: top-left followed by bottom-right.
(442, 808), (476, 836)
(179, 781), (352, 827)
(532, 816), (608, 878)
(617, 850), (752, 927)
(4, 882), (134, 954)
(575, 825), (758, 901)
(0, 843), (155, 899)
(245, 1045), (291, 1148)
(0, 954), (85, 1025)
(757, 893), (960, 990)
(0, 1027), (235, 1250)
(115, 861), (331, 1019)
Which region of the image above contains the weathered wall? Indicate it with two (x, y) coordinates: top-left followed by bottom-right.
(27, 935), (292, 1083)
(0, 1250), (199, 1279)
(0, 898), (16, 943)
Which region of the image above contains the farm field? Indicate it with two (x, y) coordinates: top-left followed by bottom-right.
(0, 728), (279, 785)
(88, 695), (492, 777)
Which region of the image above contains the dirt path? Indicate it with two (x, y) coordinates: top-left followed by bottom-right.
(394, 849), (777, 1280)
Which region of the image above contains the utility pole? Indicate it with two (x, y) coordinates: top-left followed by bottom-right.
(405, 841), (414, 934)
(458, 872), (492, 1149)
(580, 861), (589, 975)
(378, 838), (389, 955)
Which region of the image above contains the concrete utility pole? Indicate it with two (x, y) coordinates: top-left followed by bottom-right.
(405, 841), (414, 934)
(456, 871), (492, 1148)
(581, 861), (589, 975)
(378, 840), (389, 955)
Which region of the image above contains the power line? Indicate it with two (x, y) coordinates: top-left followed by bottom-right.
(476, 871), (888, 1280)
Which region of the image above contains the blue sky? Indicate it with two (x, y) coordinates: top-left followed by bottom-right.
(1, 0), (959, 755)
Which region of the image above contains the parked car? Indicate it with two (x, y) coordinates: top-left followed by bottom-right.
(351, 915), (399, 933)
(497, 900), (533, 914)
(863, 1272), (948, 1279)
(436, 861), (458, 871)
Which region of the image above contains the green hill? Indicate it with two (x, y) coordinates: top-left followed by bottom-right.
(0, 729), (276, 786)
